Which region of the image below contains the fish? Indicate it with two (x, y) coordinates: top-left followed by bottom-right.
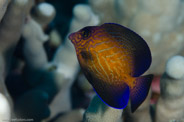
(68, 23), (153, 112)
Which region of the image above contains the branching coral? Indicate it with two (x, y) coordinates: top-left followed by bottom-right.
(14, 2), (62, 120)
(23, 16), (48, 70)
(21, 15), (60, 102)
(88, 0), (184, 75)
(0, 93), (11, 121)
(0, 0), (33, 73)
(0, 0), (10, 22)
(48, 3), (100, 119)
(83, 95), (123, 122)
(69, 4), (100, 33)
(32, 2), (56, 28)
(155, 55), (184, 122)
(0, 0), (33, 120)
(88, 0), (120, 24)
(1, 0), (184, 122)
(53, 109), (84, 122)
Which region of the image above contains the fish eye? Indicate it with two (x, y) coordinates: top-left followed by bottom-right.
(81, 28), (91, 39)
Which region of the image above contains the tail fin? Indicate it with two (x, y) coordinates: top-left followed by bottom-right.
(130, 74), (153, 112)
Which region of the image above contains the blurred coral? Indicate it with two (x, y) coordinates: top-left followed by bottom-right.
(48, 3), (100, 120)
(32, 2), (56, 28)
(53, 109), (84, 122)
(0, 0), (10, 22)
(0, 93), (11, 121)
(14, 90), (50, 121)
(0, 0), (33, 120)
(88, 0), (184, 75)
(83, 95), (123, 122)
(155, 55), (184, 122)
(0, 0), (184, 122)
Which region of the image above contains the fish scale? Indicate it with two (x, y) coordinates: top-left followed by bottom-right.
(88, 40), (134, 84)
(69, 23), (153, 112)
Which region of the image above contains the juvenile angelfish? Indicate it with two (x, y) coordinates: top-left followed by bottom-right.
(69, 23), (153, 112)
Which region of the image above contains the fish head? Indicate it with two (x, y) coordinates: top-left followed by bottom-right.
(68, 26), (96, 49)
(69, 26), (100, 67)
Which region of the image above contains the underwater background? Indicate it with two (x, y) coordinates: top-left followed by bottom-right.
(0, 0), (184, 122)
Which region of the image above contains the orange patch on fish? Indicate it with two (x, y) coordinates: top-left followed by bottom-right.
(69, 23), (153, 112)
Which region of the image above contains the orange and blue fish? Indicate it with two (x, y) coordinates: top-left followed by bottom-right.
(69, 23), (153, 112)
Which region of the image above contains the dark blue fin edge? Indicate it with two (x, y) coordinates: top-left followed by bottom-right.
(93, 82), (130, 109)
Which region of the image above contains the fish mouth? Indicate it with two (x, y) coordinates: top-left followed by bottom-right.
(68, 33), (75, 43)
(69, 33), (74, 40)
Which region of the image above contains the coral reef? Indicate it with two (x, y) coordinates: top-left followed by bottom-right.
(0, 0), (184, 122)
(83, 95), (123, 122)
(48, 3), (100, 119)
(32, 2), (56, 28)
(14, 90), (50, 121)
(155, 55), (184, 122)
(69, 4), (99, 33)
(0, 0), (10, 22)
(0, 93), (11, 121)
(53, 109), (84, 122)
(88, 0), (184, 75)
(22, 16), (49, 86)
(0, 0), (33, 120)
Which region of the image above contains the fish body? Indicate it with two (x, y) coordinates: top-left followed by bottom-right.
(69, 23), (153, 112)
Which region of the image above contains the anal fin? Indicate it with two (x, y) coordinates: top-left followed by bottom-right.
(93, 81), (130, 109)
